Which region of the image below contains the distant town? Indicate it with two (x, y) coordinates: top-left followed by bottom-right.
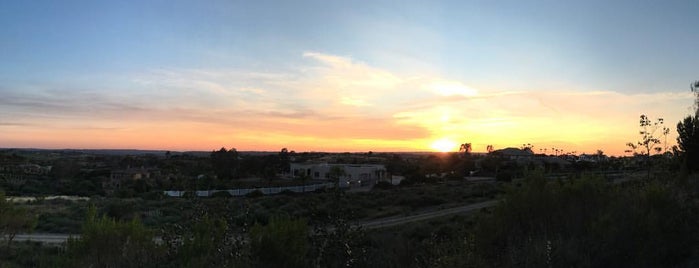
(1, 138), (696, 267)
(0, 145), (643, 198)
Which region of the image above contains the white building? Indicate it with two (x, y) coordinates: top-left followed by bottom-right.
(290, 163), (387, 188)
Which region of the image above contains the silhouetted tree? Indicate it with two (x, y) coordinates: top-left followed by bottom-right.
(421, 155), (443, 179)
(49, 159), (80, 180)
(211, 147), (239, 180)
(677, 115), (699, 173)
(671, 81), (699, 173)
(459, 143), (472, 156)
(329, 166), (346, 188)
(627, 115), (669, 179)
(278, 148), (291, 173)
(263, 164), (276, 188)
(691, 80), (699, 115)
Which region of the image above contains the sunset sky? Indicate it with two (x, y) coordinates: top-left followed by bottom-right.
(1, 1), (698, 155)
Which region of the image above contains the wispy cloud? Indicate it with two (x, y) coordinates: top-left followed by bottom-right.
(0, 122), (30, 126)
(0, 52), (693, 153)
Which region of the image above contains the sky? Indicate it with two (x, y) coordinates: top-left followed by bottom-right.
(1, 0), (698, 155)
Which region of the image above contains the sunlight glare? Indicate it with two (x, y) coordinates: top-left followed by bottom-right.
(430, 138), (457, 152)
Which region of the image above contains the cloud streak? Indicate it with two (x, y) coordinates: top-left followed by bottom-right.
(0, 52), (693, 154)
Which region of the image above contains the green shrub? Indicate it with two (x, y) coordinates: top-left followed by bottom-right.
(250, 217), (309, 268)
(472, 174), (699, 267)
(64, 206), (162, 267)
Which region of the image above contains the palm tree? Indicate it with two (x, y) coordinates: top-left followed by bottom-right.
(459, 143), (472, 156)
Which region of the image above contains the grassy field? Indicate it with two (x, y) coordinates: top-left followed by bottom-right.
(19, 180), (503, 234)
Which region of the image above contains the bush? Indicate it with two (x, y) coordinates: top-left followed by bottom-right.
(246, 190), (264, 198)
(103, 200), (136, 221)
(472, 174), (699, 267)
(250, 217), (309, 268)
(0, 242), (65, 267)
(64, 207), (162, 267)
(397, 195), (445, 209)
(495, 170), (514, 182)
(210, 191), (231, 198)
(374, 181), (393, 189)
(399, 178), (417, 186)
(140, 191), (163, 200)
(313, 187), (328, 193)
(279, 189), (296, 196)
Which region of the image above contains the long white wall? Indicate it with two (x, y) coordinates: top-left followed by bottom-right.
(163, 182), (335, 197)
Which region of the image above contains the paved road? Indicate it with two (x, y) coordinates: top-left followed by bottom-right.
(8, 200), (500, 244)
(356, 200), (498, 230)
(8, 233), (78, 244)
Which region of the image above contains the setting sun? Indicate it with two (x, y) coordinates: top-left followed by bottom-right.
(0, 1), (694, 157)
(430, 138), (457, 152)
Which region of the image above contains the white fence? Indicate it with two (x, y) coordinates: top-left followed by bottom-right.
(163, 182), (335, 197)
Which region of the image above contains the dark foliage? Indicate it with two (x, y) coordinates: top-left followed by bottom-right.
(211, 147), (240, 180)
(472, 174), (699, 267)
(677, 115), (699, 173)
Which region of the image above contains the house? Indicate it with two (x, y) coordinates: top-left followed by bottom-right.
(492, 147), (535, 161)
(578, 154), (608, 163)
(541, 156), (572, 171)
(490, 147), (571, 171)
(19, 164), (52, 175)
(104, 167), (160, 193)
(290, 163), (387, 188)
(109, 167), (158, 181)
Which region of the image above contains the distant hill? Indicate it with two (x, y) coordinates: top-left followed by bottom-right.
(1, 148), (476, 157)
(1, 148), (178, 156)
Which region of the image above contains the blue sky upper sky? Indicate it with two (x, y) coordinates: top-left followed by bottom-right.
(1, 0), (697, 154)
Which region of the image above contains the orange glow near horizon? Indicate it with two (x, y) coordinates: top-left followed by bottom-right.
(0, 100), (686, 157)
(429, 138), (456, 153)
(0, 125), (678, 156)
(0, 52), (691, 157)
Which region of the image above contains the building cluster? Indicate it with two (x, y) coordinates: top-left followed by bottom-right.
(2, 147), (646, 198)
(289, 162), (388, 188)
(490, 147), (613, 167)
